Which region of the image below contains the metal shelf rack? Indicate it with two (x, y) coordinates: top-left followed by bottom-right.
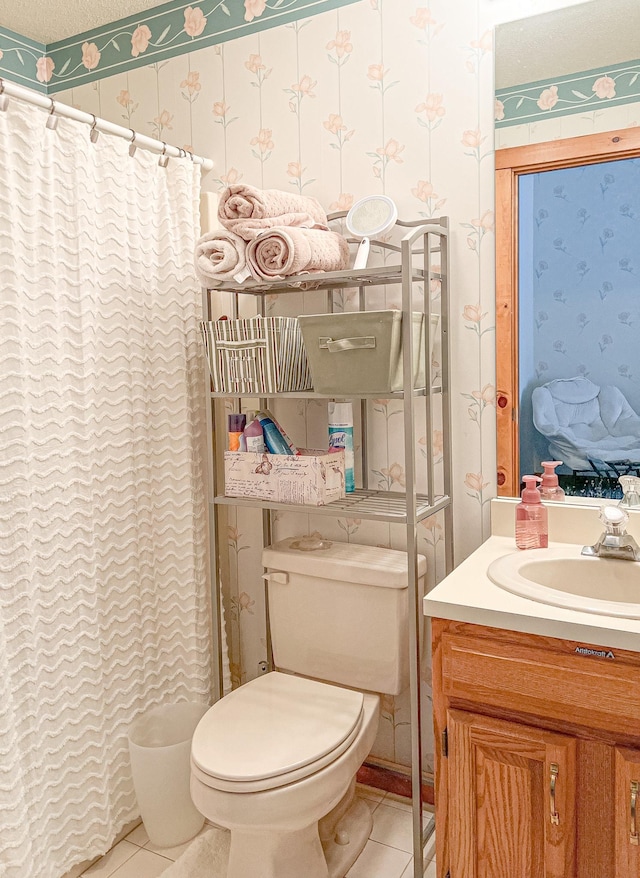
(201, 214), (453, 878)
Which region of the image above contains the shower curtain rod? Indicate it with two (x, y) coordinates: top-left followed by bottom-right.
(0, 78), (214, 171)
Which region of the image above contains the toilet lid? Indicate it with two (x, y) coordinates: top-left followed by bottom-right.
(191, 672), (364, 785)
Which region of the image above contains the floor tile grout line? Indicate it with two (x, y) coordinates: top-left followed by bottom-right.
(80, 841), (139, 877)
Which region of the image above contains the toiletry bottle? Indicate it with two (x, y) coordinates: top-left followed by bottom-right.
(243, 413), (266, 453)
(257, 413), (293, 455)
(515, 476), (548, 550)
(228, 413), (247, 451)
(328, 401), (355, 493)
(540, 461), (565, 501)
(259, 409), (299, 455)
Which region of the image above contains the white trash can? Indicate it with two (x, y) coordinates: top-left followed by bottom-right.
(128, 701), (208, 848)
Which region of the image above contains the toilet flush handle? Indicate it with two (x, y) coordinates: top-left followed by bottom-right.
(262, 571), (289, 585)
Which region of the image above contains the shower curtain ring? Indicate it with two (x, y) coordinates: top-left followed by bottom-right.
(89, 115), (100, 143)
(46, 99), (59, 131)
(128, 130), (137, 157)
(0, 80), (8, 112)
(158, 143), (169, 168)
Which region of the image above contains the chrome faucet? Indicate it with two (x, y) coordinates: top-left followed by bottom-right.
(581, 506), (640, 562)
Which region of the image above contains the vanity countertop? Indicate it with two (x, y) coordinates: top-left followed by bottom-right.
(424, 499), (640, 652)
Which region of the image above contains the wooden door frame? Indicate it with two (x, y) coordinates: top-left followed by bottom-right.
(495, 126), (640, 496)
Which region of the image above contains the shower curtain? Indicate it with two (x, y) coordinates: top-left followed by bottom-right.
(0, 100), (211, 878)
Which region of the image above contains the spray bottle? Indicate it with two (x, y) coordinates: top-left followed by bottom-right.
(328, 401), (354, 493)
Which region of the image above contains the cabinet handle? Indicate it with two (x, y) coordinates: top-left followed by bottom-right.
(550, 763), (559, 825)
(631, 781), (639, 845)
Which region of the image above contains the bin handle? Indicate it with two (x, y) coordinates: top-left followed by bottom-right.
(319, 336), (376, 353)
(214, 338), (267, 349)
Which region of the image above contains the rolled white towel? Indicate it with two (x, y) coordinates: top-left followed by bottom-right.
(194, 229), (249, 284)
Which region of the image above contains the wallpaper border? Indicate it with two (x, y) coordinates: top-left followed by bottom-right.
(496, 60), (640, 128)
(0, 25), (47, 92)
(45, 0), (360, 94)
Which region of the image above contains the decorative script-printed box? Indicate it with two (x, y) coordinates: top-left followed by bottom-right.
(224, 449), (345, 506)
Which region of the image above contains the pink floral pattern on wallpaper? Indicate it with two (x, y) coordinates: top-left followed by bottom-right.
(415, 93), (446, 130)
(116, 89), (138, 123)
(244, 0), (267, 23)
(181, 71), (202, 102)
(498, 66), (640, 127)
(463, 303), (493, 338)
(250, 128), (274, 163)
(36, 56), (54, 83)
(330, 193), (354, 211)
(131, 25), (152, 58)
(326, 29), (353, 64)
(409, 6), (444, 40)
(245, 52), (271, 83)
(537, 85), (559, 111)
(412, 180), (446, 219)
(593, 75), (616, 99)
(465, 472), (491, 506)
(81, 42), (101, 71)
(184, 6), (207, 37)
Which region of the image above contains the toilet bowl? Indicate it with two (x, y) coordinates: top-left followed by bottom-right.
(190, 671), (380, 878)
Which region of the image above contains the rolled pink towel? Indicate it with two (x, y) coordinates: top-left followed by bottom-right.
(246, 227), (350, 280)
(218, 185), (328, 240)
(194, 229), (248, 284)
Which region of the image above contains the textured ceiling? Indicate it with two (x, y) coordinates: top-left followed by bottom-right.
(0, 0), (166, 44)
(496, 0), (640, 89)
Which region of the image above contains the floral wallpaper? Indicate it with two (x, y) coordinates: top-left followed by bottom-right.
(0, 2), (359, 92)
(47, 0), (359, 92)
(495, 60), (640, 129)
(53, 0), (497, 774)
(519, 156), (640, 474)
(0, 25), (47, 91)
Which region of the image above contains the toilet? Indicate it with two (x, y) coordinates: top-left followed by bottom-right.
(190, 537), (427, 878)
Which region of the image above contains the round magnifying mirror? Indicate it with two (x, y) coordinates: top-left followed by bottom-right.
(346, 195), (398, 270)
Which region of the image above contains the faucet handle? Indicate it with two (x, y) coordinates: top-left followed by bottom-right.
(600, 505), (629, 534)
(619, 476), (640, 508)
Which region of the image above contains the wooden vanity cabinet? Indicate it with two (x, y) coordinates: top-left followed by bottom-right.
(432, 619), (640, 878)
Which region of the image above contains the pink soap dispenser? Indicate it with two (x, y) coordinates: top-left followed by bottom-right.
(540, 461), (565, 502)
(516, 476), (548, 550)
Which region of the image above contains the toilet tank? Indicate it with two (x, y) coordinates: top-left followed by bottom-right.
(262, 537), (427, 696)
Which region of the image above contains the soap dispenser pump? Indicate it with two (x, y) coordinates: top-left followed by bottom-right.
(516, 476), (549, 550)
(619, 475), (640, 508)
(540, 461), (565, 501)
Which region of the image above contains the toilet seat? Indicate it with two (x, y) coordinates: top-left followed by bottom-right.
(192, 672), (365, 793)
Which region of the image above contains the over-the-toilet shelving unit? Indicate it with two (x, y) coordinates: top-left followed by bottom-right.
(201, 214), (453, 878)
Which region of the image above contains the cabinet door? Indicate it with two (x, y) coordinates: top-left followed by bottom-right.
(616, 747), (640, 877)
(447, 710), (576, 878)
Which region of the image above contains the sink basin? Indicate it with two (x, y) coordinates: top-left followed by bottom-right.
(488, 546), (640, 618)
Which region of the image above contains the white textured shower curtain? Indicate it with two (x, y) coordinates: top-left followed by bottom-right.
(0, 100), (211, 878)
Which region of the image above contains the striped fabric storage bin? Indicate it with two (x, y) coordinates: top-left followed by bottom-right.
(201, 315), (313, 394)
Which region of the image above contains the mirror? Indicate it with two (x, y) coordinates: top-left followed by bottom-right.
(495, 0), (640, 500)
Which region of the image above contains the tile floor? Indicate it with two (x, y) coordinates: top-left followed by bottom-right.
(80, 785), (437, 878)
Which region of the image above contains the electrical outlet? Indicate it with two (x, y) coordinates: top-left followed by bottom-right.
(258, 661), (268, 673)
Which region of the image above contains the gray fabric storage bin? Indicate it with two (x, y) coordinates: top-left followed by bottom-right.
(299, 310), (431, 394)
